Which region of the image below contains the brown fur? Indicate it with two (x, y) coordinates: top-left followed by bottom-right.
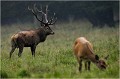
(10, 26), (54, 58)
(73, 37), (107, 71)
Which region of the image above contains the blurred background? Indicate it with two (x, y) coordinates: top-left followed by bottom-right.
(1, 1), (119, 27)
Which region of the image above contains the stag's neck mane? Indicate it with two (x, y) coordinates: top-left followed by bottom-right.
(36, 27), (47, 34)
(35, 27), (47, 42)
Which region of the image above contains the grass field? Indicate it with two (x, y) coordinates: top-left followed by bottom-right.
(1, 21), (119, 78)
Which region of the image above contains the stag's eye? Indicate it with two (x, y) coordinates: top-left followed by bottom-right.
(46, 27), (49, 29)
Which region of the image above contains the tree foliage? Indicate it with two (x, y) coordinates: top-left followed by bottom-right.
(1, 1), (119, 27)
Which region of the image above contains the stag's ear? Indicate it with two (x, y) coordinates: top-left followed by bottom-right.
(104, 55), (109, 60)
(95, 55), (99, 60)
(41, 23), (44, 27)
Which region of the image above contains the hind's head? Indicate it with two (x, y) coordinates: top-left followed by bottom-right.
(95, 55), (108, 70)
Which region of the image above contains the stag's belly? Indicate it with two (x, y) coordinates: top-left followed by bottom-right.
(23, 37), (40, 47)
(24, 44), (34, 47)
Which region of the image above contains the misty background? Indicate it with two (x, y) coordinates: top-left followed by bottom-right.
(1, 1), (119, 27)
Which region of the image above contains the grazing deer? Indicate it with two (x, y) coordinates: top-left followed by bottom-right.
(73, 37), (108, 71)
(9, 4), (57, 58)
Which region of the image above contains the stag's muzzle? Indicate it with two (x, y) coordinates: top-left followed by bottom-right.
(51, 32), (55, 35)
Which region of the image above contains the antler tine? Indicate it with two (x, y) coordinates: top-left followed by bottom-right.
(48, 12), (57, 25)
(28, 6), (35, 15)
(52, 17), (57, 25)
(44, 5), (48, 23)
(52, 13), (56, 20)
(48, 17), (57, 25)
(53, 13), (56, 16)
(48, 17), (52, 24)
(40, 15), (44, 26)
(51, 13), (56, 20)
(33, 4), (37, 12)
(28, 6), (31, 10)
(28, 4), (46, 24)
(45, 5), (48, 14)
(40, 5), (42, 10)
(35, 5), (48, 23)
(48, 14), (54, 23)
(35, 5), (44, 14)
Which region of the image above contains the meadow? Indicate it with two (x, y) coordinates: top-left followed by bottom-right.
(1, 21), (119, 78)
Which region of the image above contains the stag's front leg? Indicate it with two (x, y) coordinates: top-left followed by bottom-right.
(31, 45), (36, 57)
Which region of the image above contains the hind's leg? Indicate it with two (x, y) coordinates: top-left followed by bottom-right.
(88, 61), (91, 71)
(85, 61), (88, 70)
(79, 59), (82, 72)
(10, 46), (16, 58)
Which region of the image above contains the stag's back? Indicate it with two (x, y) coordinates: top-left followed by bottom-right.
(10, 30), (41, 47)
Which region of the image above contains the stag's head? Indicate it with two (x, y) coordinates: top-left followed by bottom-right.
(28, 4), (57, 35)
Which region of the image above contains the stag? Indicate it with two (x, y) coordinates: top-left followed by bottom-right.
(9, 4), (57, 58)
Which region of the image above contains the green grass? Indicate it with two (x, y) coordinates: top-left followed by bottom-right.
(1, 21), (119, 78)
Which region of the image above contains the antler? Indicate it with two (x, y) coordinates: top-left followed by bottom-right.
(35, 5), (57, 25)
(28, 4), (45, 24)
(28, 4), (57, 26)
(35, 5), (48, 23)
(48, 13), (57, 25)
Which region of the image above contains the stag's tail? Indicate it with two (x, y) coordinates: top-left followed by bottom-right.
(11, 34), (18, 48)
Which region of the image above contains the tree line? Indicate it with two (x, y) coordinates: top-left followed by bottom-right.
(1, 1), (119, 27)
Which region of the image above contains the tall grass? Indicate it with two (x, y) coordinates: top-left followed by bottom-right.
(1, 21), (119, 78)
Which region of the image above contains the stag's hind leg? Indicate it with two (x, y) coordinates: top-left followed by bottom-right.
(10, 46), (16, 58)
(18, 45), (24, 57)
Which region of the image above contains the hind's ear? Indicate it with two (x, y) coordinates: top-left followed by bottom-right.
(95, 55), (99, 60)
(104, 55), (109, 60)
